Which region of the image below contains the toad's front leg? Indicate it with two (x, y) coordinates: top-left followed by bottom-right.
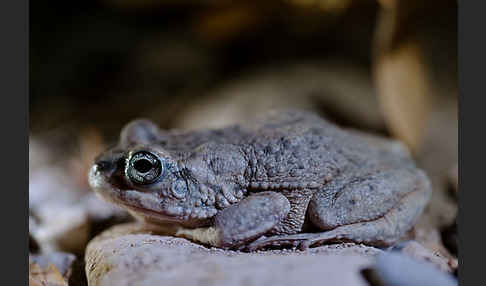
(175, 191), (290, 249)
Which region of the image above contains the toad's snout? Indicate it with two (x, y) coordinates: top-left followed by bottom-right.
(89, 158), (121, 189)
(89, 150), (129, 192)
(90, 160), (117, 182)
(93, 160), (114, 172)
(92, 151), (126, 176)
(88, 163), (106, 190)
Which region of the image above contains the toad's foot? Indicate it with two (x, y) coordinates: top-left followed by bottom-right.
(243, 224), (385, 252)
(243, 232), (331, 252)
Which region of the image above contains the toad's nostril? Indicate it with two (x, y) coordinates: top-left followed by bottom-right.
(96, 160), (113, 171)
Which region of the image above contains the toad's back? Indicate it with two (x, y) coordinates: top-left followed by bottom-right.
(161, 110), (412, 187)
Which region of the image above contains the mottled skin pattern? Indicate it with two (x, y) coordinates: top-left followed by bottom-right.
(89, 110), (431, 251)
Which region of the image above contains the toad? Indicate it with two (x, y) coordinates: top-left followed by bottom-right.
(89, 110), (430, 251)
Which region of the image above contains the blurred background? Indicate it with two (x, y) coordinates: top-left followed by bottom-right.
(29, 0), (457, 284)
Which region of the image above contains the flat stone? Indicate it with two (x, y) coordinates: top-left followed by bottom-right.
(86, 223), (382, 286)
(369, 252), (458, 286)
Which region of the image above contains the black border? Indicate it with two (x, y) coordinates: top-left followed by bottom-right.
(1, 0), (28, 283)
(458, 1), (484, 285)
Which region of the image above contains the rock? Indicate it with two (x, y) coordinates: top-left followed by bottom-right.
(29, 149), (130, 254)
(391, 240), (455, 273)
(86, 223), (381, 286)
(364, 252), (457, 286)
(29, 166), (84, 210)
(30, 195), (131, 255)
(32, 203), (90, 255)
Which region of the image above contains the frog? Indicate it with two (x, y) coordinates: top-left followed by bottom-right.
(89, 109), (431, 251)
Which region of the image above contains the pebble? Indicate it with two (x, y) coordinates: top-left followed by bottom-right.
(367, 251), (458, 286)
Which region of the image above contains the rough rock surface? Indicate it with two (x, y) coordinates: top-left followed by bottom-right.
(86, 223), (382, 286)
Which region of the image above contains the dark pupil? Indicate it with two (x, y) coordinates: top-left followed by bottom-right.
(134, 159), (153, 173)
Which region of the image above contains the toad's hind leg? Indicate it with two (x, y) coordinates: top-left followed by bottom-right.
(245, 170), (431, 251)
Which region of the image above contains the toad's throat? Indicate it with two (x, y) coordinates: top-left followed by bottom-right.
(124, 204), (187, 223)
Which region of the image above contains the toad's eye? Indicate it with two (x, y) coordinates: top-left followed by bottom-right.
(126, 151), (163, 185)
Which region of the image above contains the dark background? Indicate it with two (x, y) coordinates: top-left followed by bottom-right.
(28, 0), (458, 284)
(29, 0), (456, 136)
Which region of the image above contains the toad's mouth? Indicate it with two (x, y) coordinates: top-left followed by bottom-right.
(92, 185), (188, 224)
(89, 164), (186, 223)
(123, 204), (187, 225)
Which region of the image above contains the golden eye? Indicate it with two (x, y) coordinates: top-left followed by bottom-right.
(127, 151), (163, 185)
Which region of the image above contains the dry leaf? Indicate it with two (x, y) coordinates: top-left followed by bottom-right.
(29, 261), (68, 286)
(195, 4), (261, 42)
(373, 41), (431, 153)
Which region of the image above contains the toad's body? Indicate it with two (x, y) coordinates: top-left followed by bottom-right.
(89, 110), (430, 250)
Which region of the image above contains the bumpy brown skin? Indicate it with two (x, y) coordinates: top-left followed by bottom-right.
(89, 110), (431, 251)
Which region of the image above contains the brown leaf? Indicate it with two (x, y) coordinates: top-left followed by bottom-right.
(29, 261), (68, 286)
(195, 4), (262, 42)
(373, 41), (431, 153)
